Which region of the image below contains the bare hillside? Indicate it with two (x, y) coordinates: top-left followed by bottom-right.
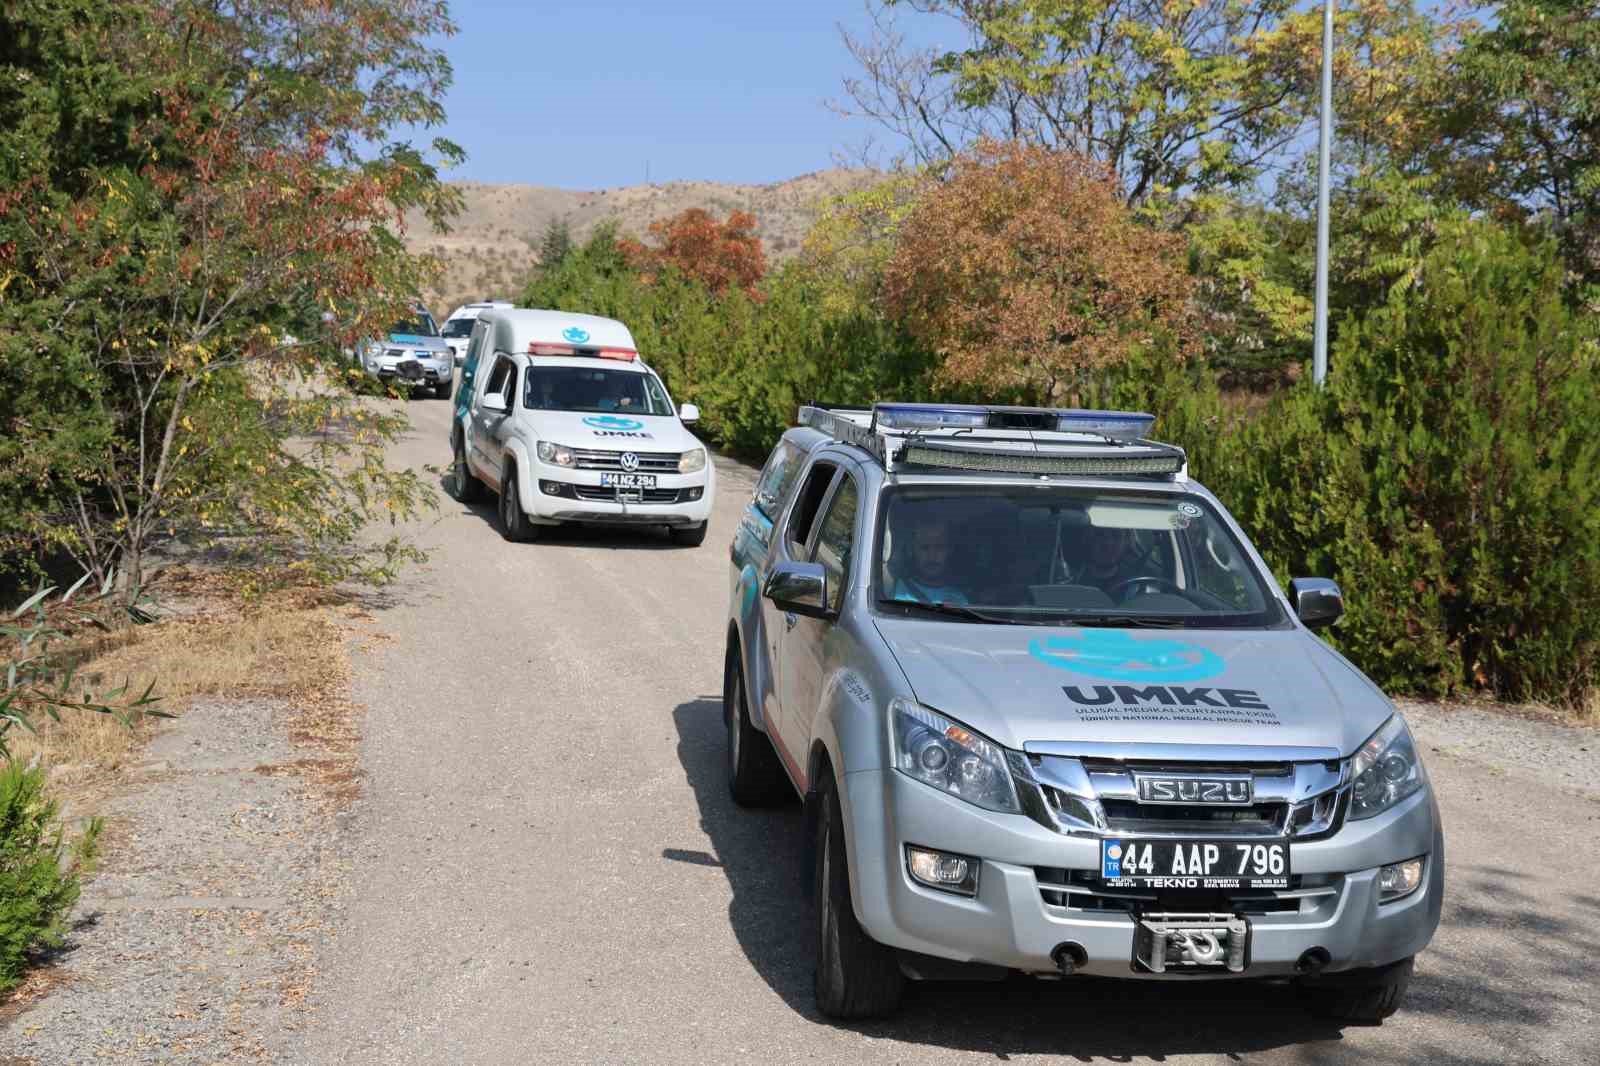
(405, 169), (879, 318)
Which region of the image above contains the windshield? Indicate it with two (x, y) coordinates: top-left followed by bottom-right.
(523, 366), (675, 416)
(876, 487), (1284, 628)
(391, 312), (438, 337)
(440, 317), (474, 338)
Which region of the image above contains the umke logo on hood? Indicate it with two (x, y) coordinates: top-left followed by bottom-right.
(1029, 631), (1278, 722)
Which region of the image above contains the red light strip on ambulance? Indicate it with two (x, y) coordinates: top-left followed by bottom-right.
(527, 343), (638, 361)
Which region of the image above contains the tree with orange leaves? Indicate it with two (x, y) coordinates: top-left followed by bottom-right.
(882, 140), (1199, 405)
(621, 208), (768, 296)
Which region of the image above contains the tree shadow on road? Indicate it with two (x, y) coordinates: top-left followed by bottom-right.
(671, 697), (1380, 1061)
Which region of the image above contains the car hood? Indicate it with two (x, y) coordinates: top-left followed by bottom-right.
(873, 619), (1392, 757)
(533, 409), (701, 452)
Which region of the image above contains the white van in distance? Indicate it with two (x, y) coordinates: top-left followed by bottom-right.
(449, 309), (715, 546)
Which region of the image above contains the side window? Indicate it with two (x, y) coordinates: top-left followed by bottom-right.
(464, 322), (486, 372)
(753, 441), (803, 521)
(483, 354), (513, 399)
(811, 477), (859, 613)
(785, 461), (838, 557)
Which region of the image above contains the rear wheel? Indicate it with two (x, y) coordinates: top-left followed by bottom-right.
(1298, 956), (1414, 1025)
(450, 433), (485, 503)
(814, 771), (904, 1019)
(499, 468), (541, 542)
(723, 645), (789, 807)
(671, 521), (708, 547)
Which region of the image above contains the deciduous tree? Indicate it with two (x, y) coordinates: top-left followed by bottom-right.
(0, 0), (462, 595)
(621, 208), (768, 296)
(882, 140), (1198, 403)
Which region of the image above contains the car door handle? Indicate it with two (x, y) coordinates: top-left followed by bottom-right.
(784, 612), (798, 630)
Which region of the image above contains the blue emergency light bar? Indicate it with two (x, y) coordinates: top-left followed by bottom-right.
(871, 402), (1155, 440)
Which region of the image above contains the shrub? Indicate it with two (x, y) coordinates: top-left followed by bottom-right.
(1112, 219), (1600, 704)
(0, 762), (101, 995)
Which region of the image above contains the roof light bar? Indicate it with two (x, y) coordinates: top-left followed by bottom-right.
(870, 402), (1154, 440)
(897, 442), (1185, 477)
(874, 403), (989, 430)
(1052, 409), (1155, 440)
(527, 343), (639, 361)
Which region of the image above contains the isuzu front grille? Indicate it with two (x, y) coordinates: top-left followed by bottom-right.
(1015, 751), (1349, 841)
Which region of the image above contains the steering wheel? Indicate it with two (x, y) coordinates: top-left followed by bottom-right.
(1107, 575), (1184, 602)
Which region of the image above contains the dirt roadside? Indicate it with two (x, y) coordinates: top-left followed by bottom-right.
(0, 586), (382, 1065)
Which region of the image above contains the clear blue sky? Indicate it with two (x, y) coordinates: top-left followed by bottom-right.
(426, 0), (951, 189)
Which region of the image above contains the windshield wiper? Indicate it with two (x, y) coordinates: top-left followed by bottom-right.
(1061, 614), (1193, 629)
(880, 598), (1019, 624)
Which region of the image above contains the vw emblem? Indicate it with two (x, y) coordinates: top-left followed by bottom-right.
(619, 452), (640, 472)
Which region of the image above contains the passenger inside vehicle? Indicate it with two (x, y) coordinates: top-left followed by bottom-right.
(884, 516), (970, 605)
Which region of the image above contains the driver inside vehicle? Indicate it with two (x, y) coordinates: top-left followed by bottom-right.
(1059, 522), (1149, 598)
(889, 519), (969, 606)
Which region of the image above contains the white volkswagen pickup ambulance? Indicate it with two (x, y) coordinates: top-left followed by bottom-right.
(448, 309), (715, 545)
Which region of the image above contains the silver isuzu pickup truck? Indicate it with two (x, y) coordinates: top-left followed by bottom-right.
(724, 402), (1443, 1022)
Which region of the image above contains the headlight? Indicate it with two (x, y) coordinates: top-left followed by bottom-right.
(890, 699), (1020, 814)
(536, 441), (575, 467)
(678, 448), (706, 474)
(1349, 715), (1426, 820)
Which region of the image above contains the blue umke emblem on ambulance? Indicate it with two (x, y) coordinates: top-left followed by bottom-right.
(563, 326), (591, 343)
(1028, 630), (1225, 683)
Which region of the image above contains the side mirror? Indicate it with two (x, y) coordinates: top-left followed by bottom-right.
(1288, 577), (1344, 630)
(679, 403), (700, 425)
(481, 392), (507, 414)
(763, 561), (830, 619)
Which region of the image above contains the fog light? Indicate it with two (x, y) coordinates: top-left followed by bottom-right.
(906, 844), (979, 897)
(684, 486), (703, 501)
(539, 479), (566, 497)
(1378, 857), (1424, 901)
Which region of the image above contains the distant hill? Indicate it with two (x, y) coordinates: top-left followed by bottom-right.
(404, 169), (880, 319)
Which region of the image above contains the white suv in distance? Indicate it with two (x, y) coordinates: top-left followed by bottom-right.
(449, 309), (715, 546)
(441, 301), (513, 365)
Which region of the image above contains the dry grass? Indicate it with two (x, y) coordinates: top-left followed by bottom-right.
(9, 571), (359, 797)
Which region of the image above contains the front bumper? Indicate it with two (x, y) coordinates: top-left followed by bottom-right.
(841, 769), (1443, 980)
(365, 356), (453, 384)
(519, 465), (715, 527)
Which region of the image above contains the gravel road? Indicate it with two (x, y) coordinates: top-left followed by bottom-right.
(12, 394), (1594, 1064)
(293, 397), (1597, 1065)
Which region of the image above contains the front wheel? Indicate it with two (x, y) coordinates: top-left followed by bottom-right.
(499, 468), (541, 542)
(814, 772), (904, 1019)
(1297, 956), (1414, 1024)
(670, 521), (708, 547)
(450, 433), (485, 503)
(724, 646), (789, 807)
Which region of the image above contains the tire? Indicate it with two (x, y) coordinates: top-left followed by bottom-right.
(1298, 957), (1414, 1025)
(724, 645), (790, 807)
(671, 521), (709, 547)
(450, 432), (485, 503)
(814, 771), (904, 1019)
(499, 467), (541, 542)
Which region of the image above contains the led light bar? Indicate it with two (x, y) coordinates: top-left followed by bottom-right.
(1052, 409), (1155, 440)
(527, 343), (639, 361)
(870, 402), (1155, 440)
(874, 403), (990, 430)
(897, 442), (1185, 477)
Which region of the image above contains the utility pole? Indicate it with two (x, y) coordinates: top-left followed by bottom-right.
(1313, 0), (1336, 387)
